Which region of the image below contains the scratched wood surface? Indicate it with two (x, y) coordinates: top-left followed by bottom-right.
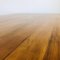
(0, 14), (60, 60)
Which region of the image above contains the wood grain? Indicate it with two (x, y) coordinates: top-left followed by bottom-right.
(0, 14), (60, 60)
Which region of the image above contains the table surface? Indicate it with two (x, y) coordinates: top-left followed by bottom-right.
(0, 14), (60, 60)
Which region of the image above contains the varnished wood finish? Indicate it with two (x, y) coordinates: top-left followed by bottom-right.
(0, 14), (60, 60)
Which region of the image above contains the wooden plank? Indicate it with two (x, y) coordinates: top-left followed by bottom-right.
(0, 20), (42, 60)
(0, 15), (60, 60)
(5, 19), (55, 60)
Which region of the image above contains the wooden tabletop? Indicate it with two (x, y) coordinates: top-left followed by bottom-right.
(0, 14), (60, 60)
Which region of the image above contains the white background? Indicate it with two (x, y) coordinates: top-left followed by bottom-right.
(0, 0), (60, 15)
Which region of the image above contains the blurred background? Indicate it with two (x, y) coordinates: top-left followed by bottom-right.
(0, 0), (60, 15)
